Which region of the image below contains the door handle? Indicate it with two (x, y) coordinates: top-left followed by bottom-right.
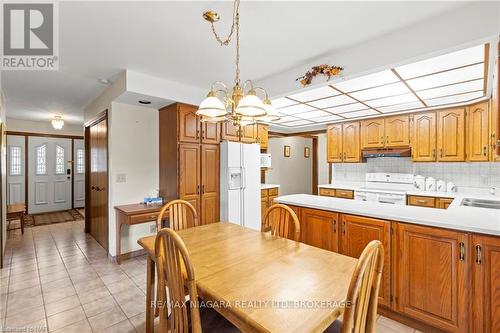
(342, 221), (346, 235)
(196, 185), (200, 194)
(459, 242), (465, 261)
(440, 148), (444, 158)
(91, 186), (96, 190)
(432, 149), (436, 159)
(483, 145), (487, 157)
(333, 220), (337, 233)
(201, 185), (205, 194)
(475, 244), (482, 264)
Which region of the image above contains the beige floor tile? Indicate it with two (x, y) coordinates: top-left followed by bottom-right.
(5, 304), (45, 328)
(52, 319), (92, 333)
(41, 277), (73, 293)
(77, 286), (110, 304)
(96, 318), (137, 333)
(88, 306), (127, 332)
(43, 285), (76, 304)
(47, 305), (86, 331)
(120, 298), (147, 318)
(377, 315), (414, 333)
(45, 294), (81, 317)
(82, 295), (117, 317)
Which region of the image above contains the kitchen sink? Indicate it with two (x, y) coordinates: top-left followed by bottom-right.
(461, 198), (500, 209)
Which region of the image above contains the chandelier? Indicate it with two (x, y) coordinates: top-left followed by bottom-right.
(51, 115), (64, 130)
(197, 0), (280, 126)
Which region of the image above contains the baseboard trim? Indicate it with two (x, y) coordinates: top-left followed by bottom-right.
(378, 306), (447, 333)
(111, 248), (147, 263)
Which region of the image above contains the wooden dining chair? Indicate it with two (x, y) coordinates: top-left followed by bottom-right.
(156, 199), (198, 232)
(155, 228), (240, 333)
(263, 204), (301, 241)
(324, 240), (384, 333)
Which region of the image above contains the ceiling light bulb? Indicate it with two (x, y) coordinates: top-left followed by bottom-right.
(197, 95), (228, 118)
(235, 94), (266, 117)
(51, 116), (64, 130)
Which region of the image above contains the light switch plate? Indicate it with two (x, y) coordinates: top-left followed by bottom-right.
(116, 174), (127, 183)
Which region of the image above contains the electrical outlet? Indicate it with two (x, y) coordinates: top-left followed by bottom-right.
(149, 224), (156, 233)
(116, 174), (127, 183)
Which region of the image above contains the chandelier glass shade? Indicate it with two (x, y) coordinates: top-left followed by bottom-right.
(51, 116), (64, 130)
(197, 0), (279, 127)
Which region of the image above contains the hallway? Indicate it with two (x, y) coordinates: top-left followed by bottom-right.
(1, 221), (154, 333)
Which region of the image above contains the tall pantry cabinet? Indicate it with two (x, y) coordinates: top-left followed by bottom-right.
(159, 103), (220, 226)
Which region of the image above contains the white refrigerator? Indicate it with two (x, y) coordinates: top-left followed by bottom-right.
(220, 141), (261, 231)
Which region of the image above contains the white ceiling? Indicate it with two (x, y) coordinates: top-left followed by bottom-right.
(268, 44), (488, 129)
(2, 1), (469, 125)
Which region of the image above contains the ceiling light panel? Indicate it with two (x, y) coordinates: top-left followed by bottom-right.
(325, 102), (368, 114)
(307, 94), (356, 108)
(295, 110), (331, 119)
(365, 93), (419, 108)
(272, 97), (298, 108)
(311, 115), (343, 122)
(425, 91), (484, 107)
(350, 82), (411, 101)
(332, 70), (399, 92)
(288, 86), (340, 102)
(406, 63), (484, 91)
(274, 116), (298, 123)
(282, 120), (314, 127)
(278, 104), (316, 115)
(395, 44), (485, 79)
(415, 79), (484, 100)
(377, 101), (424, 113)
(342, 109), (379, 118)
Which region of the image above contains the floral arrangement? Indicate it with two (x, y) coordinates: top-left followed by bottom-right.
(296, 64), (344, 86)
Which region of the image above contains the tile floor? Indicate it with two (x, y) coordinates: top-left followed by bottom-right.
(1, 220), (421, 333)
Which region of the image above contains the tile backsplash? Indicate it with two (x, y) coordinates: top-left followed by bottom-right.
(332, 157), (500, 188)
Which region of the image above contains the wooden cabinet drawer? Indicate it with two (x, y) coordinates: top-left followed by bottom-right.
(436, 198), (454, 209)
(408, 195), (436, 208)
(319, 188), (336, 197)
(335, 189), (354, 199)
(130, 212), (160, 224)
(268, 187), (279, 196)
(261, 189), (268, 197)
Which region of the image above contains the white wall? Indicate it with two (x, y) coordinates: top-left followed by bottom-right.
(1, 85), (7, 265)
(108, 102), (159, 256)
(317, 134), (329, 185)
(266, 136), (313, 195)
(6, 118), (83, 136)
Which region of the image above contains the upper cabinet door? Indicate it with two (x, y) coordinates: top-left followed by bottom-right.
(412, 112), (437, 162)
(327, 124), (343, 163)
(437, 108), (465, 162)
(178, 104), (200, 143)
(342, 122), (361, 162)
(201, 122), (220, 144)
(361, 119), (384, 148)
(467, 101), (489, 161)
(240, 124), (257, 143)
(221, 122), (240, 142)
(256, 124), (269, 149)
(385, 115), (410, 147)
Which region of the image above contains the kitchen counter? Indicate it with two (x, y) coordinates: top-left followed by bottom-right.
(275, 193), (500, 236)
(261, 184), (280, 190)
(318, 182), (363, 190)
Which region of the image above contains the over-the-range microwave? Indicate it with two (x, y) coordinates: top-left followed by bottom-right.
(260, 153), (272, 168)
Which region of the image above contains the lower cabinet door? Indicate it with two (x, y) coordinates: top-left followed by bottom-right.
(472, 234), (500, 333)
(300, 208), (338, 252)
(340, 214), (391, 307)
(261, 196), (268, 230)
(395, 223), (469, 333)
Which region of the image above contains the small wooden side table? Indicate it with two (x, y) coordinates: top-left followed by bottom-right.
(114, 203), (165, 264)
(7, 203), (26, 234)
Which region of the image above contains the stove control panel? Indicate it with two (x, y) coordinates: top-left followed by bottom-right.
(366, 173), (414, 184)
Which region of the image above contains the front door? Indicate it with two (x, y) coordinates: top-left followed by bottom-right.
(6, 135), (25, 205)
(73, 139), (85, 208)
(28, 137), (72, 214)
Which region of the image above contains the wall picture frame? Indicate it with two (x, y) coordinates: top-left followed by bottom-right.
(284, 145), (291, 157)
(304, 147), (310, 158)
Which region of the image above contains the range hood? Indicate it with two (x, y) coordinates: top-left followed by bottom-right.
(362, 147), (411, 158)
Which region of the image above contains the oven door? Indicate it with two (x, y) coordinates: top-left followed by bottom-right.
(378, 193), (406, 205)
(354, 191), (378, 202)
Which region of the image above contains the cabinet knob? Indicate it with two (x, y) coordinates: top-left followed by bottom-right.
(333, 220), (337, 233)
(483, 146), (487, 157)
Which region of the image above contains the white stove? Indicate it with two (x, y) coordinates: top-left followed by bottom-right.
(354, 173), (414, 205)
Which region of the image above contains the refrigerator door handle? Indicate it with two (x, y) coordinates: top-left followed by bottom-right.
(241, 167), (246, 189)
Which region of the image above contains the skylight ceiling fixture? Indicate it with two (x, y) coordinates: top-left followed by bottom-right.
(51, 115), (64, 130)
(197, 0), (279, 126)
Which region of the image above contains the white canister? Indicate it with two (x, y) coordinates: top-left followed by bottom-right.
(425, 177), (436, 191)
(414, 175), (426, 190)
(447, 182), (456, 192)
(437, 180), (446, 192)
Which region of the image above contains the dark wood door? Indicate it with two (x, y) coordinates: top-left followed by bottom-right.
(179, 104), (200, 143)
(221, 122), (239, 141)
(340, 214), (391, 307)
(472, 234), (500, 333)
(300, 208), (338, 252)
(88, 117), (108, 250)
(201, 144), (219, 225)
(179, 143), (201, 226)
(201, 122), (220, 144)
(395, 223), (469, 332)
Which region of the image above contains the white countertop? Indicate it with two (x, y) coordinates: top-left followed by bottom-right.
(318, 182), (363, 191)
(261, 184), (280, 190)
(275, 193), (500, 236)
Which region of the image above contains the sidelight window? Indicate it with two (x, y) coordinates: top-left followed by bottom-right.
(36, 144), (47, 175)
(9, 146), (22, 176)
(55, 145), (65, 174)
(76, 149), (84, 174)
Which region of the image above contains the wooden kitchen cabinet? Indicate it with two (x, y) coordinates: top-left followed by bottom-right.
(318, 187), (354, 199)
(340, 214), (391, 307)
(300, 208), (339, 252)
(436, 198), (454, 209)
(385, 115), (410, 147)
(342, 121), (361, 162)
(240, 124), (257, 143)
(256, 124), (269, 149)
(318, 188), (336, 197)
(221, 122), (240, 141)
(361, 118), (385, 148)
(201, 122), (220, 144)
(327, 124), (343, 162)
(394, 223), (469, 333)
(437, 108), (466, 161)
(179, 104), (201, 143)
(467, 101), (490, 161)
(179, 143), (201, 226)
(260, 187), (280, 229)
(201, 144), (219, 224)
(407, 195), (436, 208)
(411, 112), (437, 161)
(471, 234), (500, 333)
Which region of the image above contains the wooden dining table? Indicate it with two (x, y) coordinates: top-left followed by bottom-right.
(138, 222), (357, 333)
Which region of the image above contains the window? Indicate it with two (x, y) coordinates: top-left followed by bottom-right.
(36, 145), (47, 175)
(76, 149), (85, 174)
(9, 146), (22, 176)
(55, 145), (65, 174)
